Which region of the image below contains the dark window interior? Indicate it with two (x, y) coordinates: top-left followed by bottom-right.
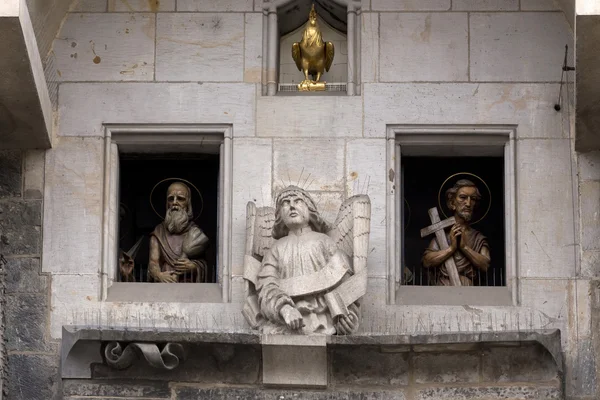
(118, 153), (219, 283)
(401, 156), (505, 287)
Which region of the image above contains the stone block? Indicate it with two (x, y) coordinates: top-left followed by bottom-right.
(0, 150), (21, 197)
(231, 138), (272, 276)
(256, 95), (362, 138)
(108, 0), (175, 11)
(517, 139), (575, 277)
(63, 379), (170, 398)
(361, 12), (379, 83)
(244, 13), (263, 83)
(331, 345), (409, 385)
(581, 250), (600, 277)
(413, 352), (479, 383)
(453, 0), (518, 10)
(42, 137), (103, 274)
(521, 0), (563, 10)
(415, 385), (562, 399)
(7, 354), (59, 400)
(579, 150), (600, 181)
(581, 181), (600, 251)
(5, 257), (47, 293)
(363, 83), (567, 139)
(5, 292), (48, 351)
(262, 335), (327, 387)
(346, 139), (386, 277)
(519, 278), (568, 331)
(53, 13), (155, 81)
(575, 279), (593, 338)
(177, 0), (254, 12)
(156, 13), (244, 82)
(380, 13), (468, 82)
(0, 199), (41, 255)
(371, 0), (450, 11)
(59, 83), (256, 137)
(174, 387), (408, 399)
(273, 139), (345, 192)
(470, 13), (573, 82)
(481, 344), (559, 382)
(23, 149), (44, 199)
(69, 0), (108, 12)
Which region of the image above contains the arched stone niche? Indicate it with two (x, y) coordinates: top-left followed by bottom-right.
(261, 0), (362, 96)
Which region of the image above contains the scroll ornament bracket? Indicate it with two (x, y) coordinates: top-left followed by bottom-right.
(104, 342), (187, 370)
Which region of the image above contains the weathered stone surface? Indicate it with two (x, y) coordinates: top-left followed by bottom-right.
(231, 138), (272, 276)
(69, 0), (107, 12)
(371, 0), (450, 11)
(108, 0), (175, 11)
(156, 13), (244, 82)
(8, 354), (59, 400)
(470, 13), (573, 82)
(177, 0), (253, 11)
(481, 345), (559, 382)
(23, 149), (44, 199)
(520, 0), (563, 10)
(580, 181), (600, 250)
(244, 13), (263, 83)
(5, 292), (48, 351)
(58, 83), (256, 137)
(519, 279), (568, 331)
(380, 13), (468, 82)
(452, 0), (518, 10)
(256, 95), (362, 138)
(414, 352), (479, 383)
(361, 12), (379, 83)
(415, 385), (562, 399)
(53, 13), (155, 81)
(42, 137), (103, 274)
(363, 83), (567, 139)
(0, 150), (21, 197)
(174, 387), (408, 399)
(332, 345), (409, 386)
(581, 250), (600, 277)
(578, 150), (600, 180)
(517, 139), (575, 277)
(5, 257), (46, 293)
(273, 139), (345, 192)
(63, 379), (170, 398)
(0, 199), (41, 255)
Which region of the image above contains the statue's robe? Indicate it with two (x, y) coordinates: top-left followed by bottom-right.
(424, 228), (488, 286)
(256, 229), (355, 334)
(150, 222), (208, 283)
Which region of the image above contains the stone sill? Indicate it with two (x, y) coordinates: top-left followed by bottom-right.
(61, 326), (563, 379)
(396, 286), (513, 306)
(106, 283), (223, 303)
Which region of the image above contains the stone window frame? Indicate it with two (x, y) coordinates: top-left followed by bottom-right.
(386, 125), (517, 306)
(262, 0), (362, 96)
(100, 124), (233, 303)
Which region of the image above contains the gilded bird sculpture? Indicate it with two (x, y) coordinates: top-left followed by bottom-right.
(292, 4), (335, 91)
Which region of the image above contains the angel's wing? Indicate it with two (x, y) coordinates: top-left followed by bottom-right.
(325, 41), (334, 72)
(327, 195), (371, 274)
(292, 42), (303, 71)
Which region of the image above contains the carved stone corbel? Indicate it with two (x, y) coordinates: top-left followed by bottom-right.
(104, 342), (186, 370)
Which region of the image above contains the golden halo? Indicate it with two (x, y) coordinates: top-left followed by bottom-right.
(150, 178), (204, 221)
(437, 172), (491, 225)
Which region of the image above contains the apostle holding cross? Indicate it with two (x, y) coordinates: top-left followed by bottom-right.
(421, 179), (490, 286)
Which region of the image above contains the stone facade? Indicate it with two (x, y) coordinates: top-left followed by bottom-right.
(3, 0), (599, 399)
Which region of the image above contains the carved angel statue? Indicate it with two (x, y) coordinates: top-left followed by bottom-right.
(242, 186), (371, 335)
(292, 4), (335, 90)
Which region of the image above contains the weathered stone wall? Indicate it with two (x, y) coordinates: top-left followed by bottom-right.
(28, 0), (598, 399)
(0, 150), (60, 399)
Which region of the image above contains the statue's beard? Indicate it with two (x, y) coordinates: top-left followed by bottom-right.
(165, 208), (189, 234)
(456, 209), (473, 222)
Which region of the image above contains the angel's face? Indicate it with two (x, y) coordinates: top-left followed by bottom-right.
(280, 194), (310, 229)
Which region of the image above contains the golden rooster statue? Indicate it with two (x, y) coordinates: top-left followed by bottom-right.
(292, 4), (335, 91)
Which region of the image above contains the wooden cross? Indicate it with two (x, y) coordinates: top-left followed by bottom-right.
(420, 207), (461, 286)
